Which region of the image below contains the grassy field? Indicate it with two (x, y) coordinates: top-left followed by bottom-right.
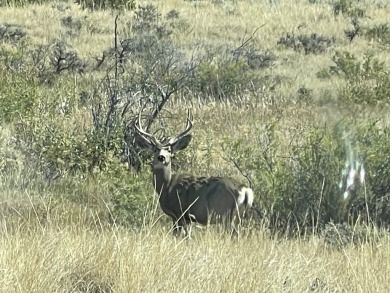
(1, 0), (390, 291)
(1, 219), (390, 292)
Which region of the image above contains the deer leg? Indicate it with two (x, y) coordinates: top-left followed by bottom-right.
(182, 220), (192, 239)
(179, 218), (192, 238)
(228, 210), (240, 237)
(172, 218), (181, 237)
(172, 218), (189, 237)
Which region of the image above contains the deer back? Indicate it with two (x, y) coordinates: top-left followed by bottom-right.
(160, 175), (246, 225)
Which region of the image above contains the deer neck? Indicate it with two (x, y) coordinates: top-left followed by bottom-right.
(153, 166), (172, 196)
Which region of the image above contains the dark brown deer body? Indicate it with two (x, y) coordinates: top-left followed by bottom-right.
(136, 110), (254, 236)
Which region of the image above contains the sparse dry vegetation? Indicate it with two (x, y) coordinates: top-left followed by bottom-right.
(1, 0), (390, 291)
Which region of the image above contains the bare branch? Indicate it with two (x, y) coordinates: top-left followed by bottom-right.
(222, 154), (254, 190)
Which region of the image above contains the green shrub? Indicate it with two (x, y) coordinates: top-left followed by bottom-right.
(61, 16), (83, 37)
(75, 0), (136, 11)
(13, 106), (151, 228)
(107, 166), (153, 228)
(16, 111), (126, 177)
(192, 44), (275, 100)
(0, 72), (39, 123)
(194, 60), (252, 100)
(297, 86), (314, 105)
(332, 0), (365, 18)
(223, 113), (390, 234)
(0, 0), (49, 7)
(0, 24), (26, 43)
(328, 52), (390, 104)
(84, 4), (199, 171)
(277, 33), (334, 54)
(363, 23), (390, 45)
(0, 41), (86, 84)
(351, 122), (390, 226)
(223, 117), (347, 234)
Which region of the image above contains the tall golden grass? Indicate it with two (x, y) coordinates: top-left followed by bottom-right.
(1, 209), (390, 292)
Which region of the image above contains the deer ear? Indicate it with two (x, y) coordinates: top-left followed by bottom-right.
(171, 134), (192, 153)
(136, 134), (154, 150)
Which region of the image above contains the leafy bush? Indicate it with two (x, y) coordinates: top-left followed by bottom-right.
(192, 42), (276, 100)
(223, 112), (390, 234)
(16, 117), (88, 176)
(108, 166), (153, 227)
(74, 0), (136, 11)
(223, 117), (347, 235)
(350, 122), (390, 226)
(194, 60), (252, 100)
(0, 72), (39, 123)
(363, 23), (390, 45)
(277, 33), (334, 54)
(328, 52), (390, 104)
(0, 0), (48, 7)
(61, 16), (83, 37)
(0, 24), (26, 43)
(0, 41), (86, 84)
(332, 0), (365, 18)
(297, 86), (314, 105)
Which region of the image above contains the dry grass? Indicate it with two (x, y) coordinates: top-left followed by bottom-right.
(1, 212), (390, 292)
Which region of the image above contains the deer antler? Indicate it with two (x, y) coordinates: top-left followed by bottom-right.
(135, 111), (164, 148)
(136, 109), (193, 147)
(168, 109), (193, 145)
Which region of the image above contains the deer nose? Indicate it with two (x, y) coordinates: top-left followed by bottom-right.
(157, 155), (165, 162)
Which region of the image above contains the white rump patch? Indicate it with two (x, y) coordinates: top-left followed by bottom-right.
(238, 187), (254, 207)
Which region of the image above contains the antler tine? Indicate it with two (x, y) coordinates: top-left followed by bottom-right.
(135, 110), (163, 147)
(176, 108), (193, 139)
(134, 111), (150, 138)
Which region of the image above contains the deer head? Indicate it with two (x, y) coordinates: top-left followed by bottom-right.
(135, 109), (193, 171)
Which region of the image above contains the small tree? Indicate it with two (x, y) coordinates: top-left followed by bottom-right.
(88, 6), (199, 171)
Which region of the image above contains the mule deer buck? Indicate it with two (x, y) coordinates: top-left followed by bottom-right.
(135, 109), (254, 237)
